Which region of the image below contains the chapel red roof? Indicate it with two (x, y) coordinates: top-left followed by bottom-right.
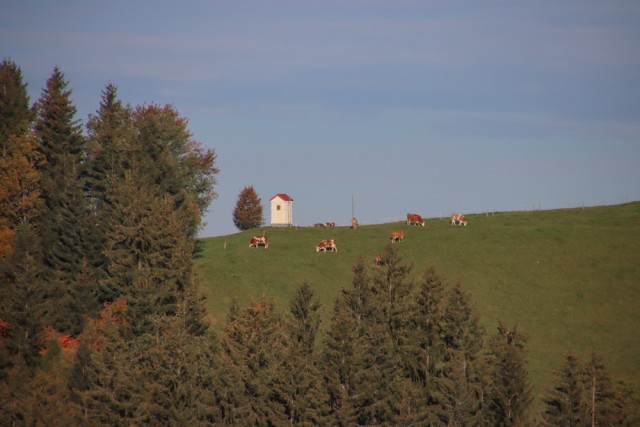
(270, 193), (293, 202)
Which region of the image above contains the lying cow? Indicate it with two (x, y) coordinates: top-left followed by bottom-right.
(451, 213), (468, 226)
(406, 213), (425, 226)
(249, 235), (269, 248)
(325, 222), (336, 227)
(391, 230), (404, 243)
(316, 239), (337, 252)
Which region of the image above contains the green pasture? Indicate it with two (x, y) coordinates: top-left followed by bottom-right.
(194, 202), (640, 404)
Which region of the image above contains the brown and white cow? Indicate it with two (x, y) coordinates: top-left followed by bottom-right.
(249, 235), (269, 248)
(406, 213), (425, 226)
(316, 239), (337, 252)
(450, 213), (467, 226)
(374, 254), (385, 266)
(325, 222), (336, 227)
(351, 217), (359, 229)
(391, 230), (404, 243)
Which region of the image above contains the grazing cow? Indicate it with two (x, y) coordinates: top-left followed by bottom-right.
(406, 213), (425, 226)
(325, 222), (336, 227)
(351, 217), (359, 229)
(249, 235), (269, 248)
(451, 213), (468, 226)
(391, 230), (404, 243)
(316, 239), (337, 252)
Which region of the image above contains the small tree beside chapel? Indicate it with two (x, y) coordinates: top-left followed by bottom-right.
(233, 186), (264, 231)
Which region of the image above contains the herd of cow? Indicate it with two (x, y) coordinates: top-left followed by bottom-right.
(248, 213), (467, 253)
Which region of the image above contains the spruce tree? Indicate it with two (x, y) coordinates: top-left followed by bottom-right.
(0, 224), (47, 371)
(486, 322), (532, 426)
(85, 83), (134, 214)
(128, 309), (222, 425)
(436, 280), (487, 424)
(544, 353), (588, 426)
(101, 171), (193, 332)
(272, 282), (328, 425)
(322, 255), (411, 425)
(233, 185), (264, 230)
(69, 300), (141, 424)
(218, 299), (288, 425)
(582, 353), (619, 426)
(411, 267), (447, 387)
(0, 59), (34, 154)
(0, 132), (44, 230)
(33, 67), (101, 333)
(322, 257), (373, 424)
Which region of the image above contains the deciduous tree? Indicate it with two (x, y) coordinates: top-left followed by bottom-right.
(233, 185), (264, 231)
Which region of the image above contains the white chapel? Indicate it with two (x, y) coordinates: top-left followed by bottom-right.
(270, 194), (293, 227)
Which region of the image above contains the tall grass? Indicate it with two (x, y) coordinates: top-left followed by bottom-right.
(194, 202), (640, 403)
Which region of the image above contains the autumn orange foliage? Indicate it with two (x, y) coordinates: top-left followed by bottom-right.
(82, 299), (130, 352)
(0, 227), (15, 258)
(39, 326), (80, 356)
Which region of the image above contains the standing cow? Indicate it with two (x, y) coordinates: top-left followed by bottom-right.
(407, 213), (425, 226)
(451, 213), (468, 226)
(249, 235), (269, 248)
(351, 217), (359, 229)
(391, 230), (404, 243)
(316, 239), (337, 252)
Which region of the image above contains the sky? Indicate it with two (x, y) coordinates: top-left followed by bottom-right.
(3, 0), (640, 237)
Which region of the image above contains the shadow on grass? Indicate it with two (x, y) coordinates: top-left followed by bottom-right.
(193, 239), (206, 259)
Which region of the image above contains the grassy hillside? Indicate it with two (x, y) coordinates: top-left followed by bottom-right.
(194, 202), (640, 402)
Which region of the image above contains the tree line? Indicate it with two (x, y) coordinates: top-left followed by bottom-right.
(1, 59), (638, 425)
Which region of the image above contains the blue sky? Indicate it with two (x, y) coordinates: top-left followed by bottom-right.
(3, 0), (640, 237)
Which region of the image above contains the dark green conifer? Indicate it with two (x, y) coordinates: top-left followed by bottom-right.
(272, 282), (328, 425)
(0, 59), (34, 153)
(218, 298), (288, 425)
(0, 224), (47, 370)
(486, 322), (532, 426)
(544, 353), (588, 426)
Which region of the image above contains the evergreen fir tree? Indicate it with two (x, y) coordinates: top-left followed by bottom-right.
(233, 185), (264, 230)
(0, 224), (47, 371)
(436, 280), (487, 424)
(582, 353), (619, 426)
(0, 59), (34, 154)
(322, 255), (411, 425)
(0, 132), (44, 230)
(0, 60), (40, 231)
(4, 340), (80, 426)
(411, 267), (447, 387)
(435, 348), (483, 426)
(272, 282), (328, 425)
(442, 280), (484, 362)
(544, 353), (588, 426)
(101, 171), (193, 333)
(85, 83), (134, 214)
(128, 308), (222, 425)
(69, 300), (141, 424)
(33, 67), (101, 333)
(486, 322), (533, 426)
(218, 298), (288, 425)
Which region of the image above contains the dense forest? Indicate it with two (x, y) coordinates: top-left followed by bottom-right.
(1, 59), (638, 425)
